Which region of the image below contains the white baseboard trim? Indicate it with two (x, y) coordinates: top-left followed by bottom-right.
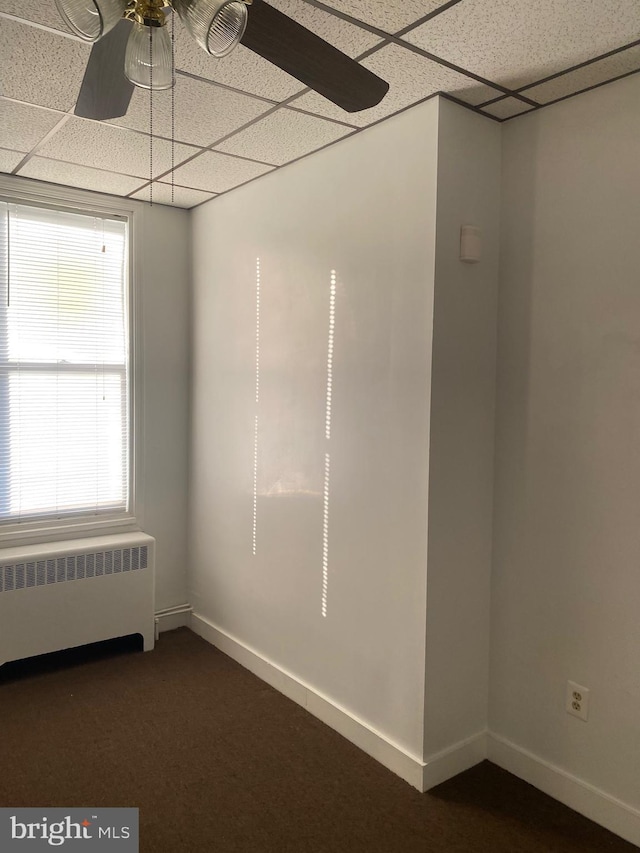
(191, 612), (428, 790)
(154, 604), (192, 636)
(186, 613), (640, 846)
(423, 731), (488, 791)
(487, 732), (640, 848)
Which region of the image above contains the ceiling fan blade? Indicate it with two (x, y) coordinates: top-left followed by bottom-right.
(75, 18), (135, 120)
(240, 0), (389, 113)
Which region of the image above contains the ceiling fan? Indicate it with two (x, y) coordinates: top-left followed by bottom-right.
(54, 0), (390, 121)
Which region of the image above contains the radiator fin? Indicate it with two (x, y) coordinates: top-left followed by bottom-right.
(0, 546), (148, 594)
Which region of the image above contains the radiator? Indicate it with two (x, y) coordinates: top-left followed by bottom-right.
(0, 532), (155, 666)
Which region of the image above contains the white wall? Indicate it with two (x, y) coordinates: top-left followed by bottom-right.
(492, 72), (640, 820)
(425, 100), (500, 756)
(134, 202), (190, 611)
(190, 98), (440, 760)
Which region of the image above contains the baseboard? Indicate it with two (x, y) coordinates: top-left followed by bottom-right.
(187, 613), (640, 846)
(488, 732), (640, 848)
(423, 731), (488, 791)
(154, 604), (192, 635)
(190, 612), (428, 790)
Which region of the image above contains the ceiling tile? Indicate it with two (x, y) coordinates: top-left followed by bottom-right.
(524, 46), (640, 104)
(0, 1), (66, 31)
(215, 108), (353, 165)
(174, 30), (302, 102)
(480, 97), (536, 120)
(130, 182), (217, 209)
(402, 0), (640, 89)
(18, 156), (145, 196)
(2, 0), (635, 192)
(0, 148), (24, 173)
(36, 118), (197, 180)
(0, 18), (91, 111)
(0, 100), (64, 152)
(267, 0), (383, 54)
(316, 0), (453, 34)
(109, 74), (273, 148)
(169, 150), (274, 194)
(290, 43), (501, 127)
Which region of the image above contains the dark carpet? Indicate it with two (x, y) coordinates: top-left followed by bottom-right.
(0, 628), (636, 852)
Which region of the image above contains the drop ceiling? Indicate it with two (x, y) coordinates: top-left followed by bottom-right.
(1, 0), (639, 208)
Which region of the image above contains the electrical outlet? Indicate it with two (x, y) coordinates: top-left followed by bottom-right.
(566, 681), (589, 721)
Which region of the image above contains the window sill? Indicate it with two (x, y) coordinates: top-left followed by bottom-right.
(0, 516), (140, 551)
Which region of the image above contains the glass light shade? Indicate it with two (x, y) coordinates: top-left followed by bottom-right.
(124, 22), (174, 90)
(172, 0), (248, 58)
(54, 0), (128, 41)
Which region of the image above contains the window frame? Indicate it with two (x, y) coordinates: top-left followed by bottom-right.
(0, 176), (142, 547)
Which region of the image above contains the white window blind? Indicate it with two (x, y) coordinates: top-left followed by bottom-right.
(0, 200), (130, 524)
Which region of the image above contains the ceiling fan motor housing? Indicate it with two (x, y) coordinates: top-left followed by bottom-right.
(130, 0), (168, 26)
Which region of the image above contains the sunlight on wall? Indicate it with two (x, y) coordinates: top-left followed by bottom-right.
(252, 414), (259, 556)
(322, 451), (330, 619)
(255, 256), (260, 406)
(252, 257), (261, 555)
(321, 270), (337, 617)
(325, 272), (336, 441)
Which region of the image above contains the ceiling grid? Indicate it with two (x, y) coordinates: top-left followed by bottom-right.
(0, 0), (638, 208)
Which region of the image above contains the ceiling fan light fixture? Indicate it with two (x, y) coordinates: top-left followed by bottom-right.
(54, 0), (128, 41)
(172, 0), (248, 58)
(124, 20), (174, 90)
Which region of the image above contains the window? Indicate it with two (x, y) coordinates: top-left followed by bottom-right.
(0, 200), (131, 529)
